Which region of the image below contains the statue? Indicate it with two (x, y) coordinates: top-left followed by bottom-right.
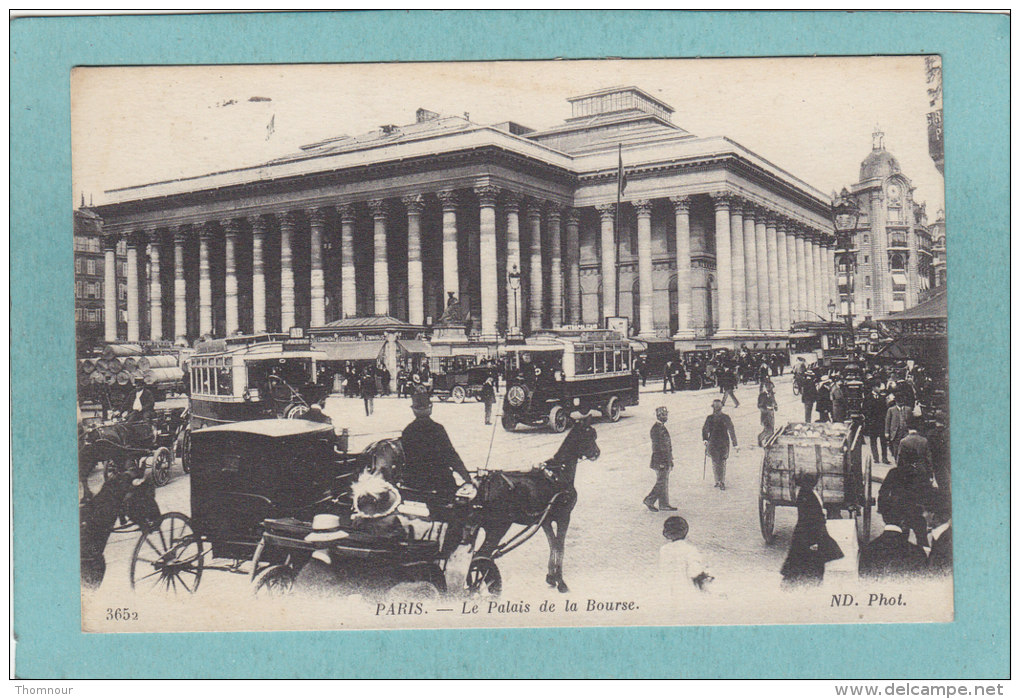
(437, 292), (471, 325)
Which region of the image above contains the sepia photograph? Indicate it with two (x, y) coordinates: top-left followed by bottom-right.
(71, 57), (953, 633)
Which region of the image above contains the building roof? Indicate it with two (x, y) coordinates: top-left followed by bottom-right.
(318, 315), (425, 331)
(877, 289), (947, 322)
(859, 148), (902, 181)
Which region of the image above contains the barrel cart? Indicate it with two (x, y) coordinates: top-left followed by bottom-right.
(758, 421), (873, 544)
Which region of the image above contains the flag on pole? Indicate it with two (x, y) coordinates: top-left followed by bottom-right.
(617, 143), (628, 199)
(266, 113), (275, 141)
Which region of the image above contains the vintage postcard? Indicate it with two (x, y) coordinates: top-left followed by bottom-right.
(73, 57), (953, 633)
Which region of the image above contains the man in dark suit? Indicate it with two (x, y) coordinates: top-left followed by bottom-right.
(878, 452), (935, 548)
(643, 407), (677, 512)
(400, 392), (474, 498)
(863, 385), (890, 464)
(781, 471), (844, 586)
(859, 509), (928, 579)
(702, 399), (738, 490)
(122, 378), (155, 422)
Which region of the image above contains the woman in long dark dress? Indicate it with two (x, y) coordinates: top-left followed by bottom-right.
(781, 471), (844, 587)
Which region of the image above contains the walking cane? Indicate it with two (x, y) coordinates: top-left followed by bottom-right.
(702, 445), (708, 481)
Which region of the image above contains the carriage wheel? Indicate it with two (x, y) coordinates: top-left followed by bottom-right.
(252, 564), (296, 597)
(284, 403), (309, 419)
(857, 451), (874, 542)
(466, 557), (502, 596)
(548, 406), (568, 434)
(604, 397), (622, 423)
(758, 459), (777, 544)
(178, 428), (191, 474)
(150, 447), (173, 487)
(501, 413), (517, 432)
(451, 385), (467, 404)
(130, 512), (204, 594)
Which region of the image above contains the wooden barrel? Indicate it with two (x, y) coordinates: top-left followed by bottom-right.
(131, 369), (144, 380)
(94, 359), (109, 373)
(105, 373), (118, 385)
(116, 371), (132, 385)
(106, 358), (123, 373)
(90, 371), (106, 384)
(137, 355), (177, 371)
(80, 359), (95, 374)
(143, 367), (184, 385)
(103, 344), (144, 359)
(122, 357), (137, 372)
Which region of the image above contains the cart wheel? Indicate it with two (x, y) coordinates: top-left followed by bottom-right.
(151, 447), (172, 487)
(252, 564), (296, 597)
(179, 428), (191, 474)
(130, 512), (204, 594)
(758, 493), (776, 545)
(604, 396), (622, 423)
(284, 403), (309, 419)
(501, 414), (517, 432)
(858, 451), (874, 542)
(466, 557), (502, 596)
(548, 406), (568, 433)
(451, 385), (467, 403)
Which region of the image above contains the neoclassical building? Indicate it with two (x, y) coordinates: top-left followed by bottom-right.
(91, 86), (836, 350)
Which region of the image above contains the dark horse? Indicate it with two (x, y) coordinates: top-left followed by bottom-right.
(78, 420), (157, 501)
(80, 464), (161, 589)
(473, 418), (600, 593)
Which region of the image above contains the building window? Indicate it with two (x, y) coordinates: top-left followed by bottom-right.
(864, 276), (871, 288)
(863, 233), (869, 244)
(119, 283), (127, 301)
(86, 258), (95, 275)
(864, 255), (869, 264)
(75, 258), (83, 274)
(866, 298), (871, 310)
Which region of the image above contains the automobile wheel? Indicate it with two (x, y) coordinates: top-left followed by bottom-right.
(604, 397), (622, 423)
(501, 413), (517, 432)
(548, 405), (568, 433)
(451, 385), (467, 404)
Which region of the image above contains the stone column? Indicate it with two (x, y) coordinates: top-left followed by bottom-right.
(504, 192), (523, 331)
(634, 199), (655, 337)
(765, 215), (781, 332)
(783, 222), (798, 327)
(670, 196), (693, 338)
(222, 219), (240, 335)
(814, 237), (827, 316)
(565, 208), (581, 325)
(526, 200), (544, 331)
(547, 205), (564, 329)
(402, 195), (425, 326)
(104, 237), (118, 342)
(794, 232), (808, 323)
(827, 244), (838, 313)
(367, 200), (389, 317)
(126, 235), (141, 342)
(742, 205), (759, 331)
(729, 200), (746, 331)
(804, 234), (817, 318)
(475, 185), (499, 338)
(712, 194), (734, 334)
(337, 204), (357, 320)
(198, 224), (213, 337)
(249, 215), (268, 333)
(147, 230), (162, 340)
(596, 204), (617, 321)
(308, 208), (327, 327)
(279, 212), (296, 330)
(173, 227), (187, 341)
(754, 209), (770, 332)
(437, 190), (460, 302)
(775, 221), (791, 332)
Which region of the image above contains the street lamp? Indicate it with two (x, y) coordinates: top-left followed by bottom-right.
(508, 264), (522, 339)
(831, 187), (861, 338)
(827, 299), (836, 322)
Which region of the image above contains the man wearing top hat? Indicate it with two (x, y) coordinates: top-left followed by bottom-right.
(401, 392), (475, 498)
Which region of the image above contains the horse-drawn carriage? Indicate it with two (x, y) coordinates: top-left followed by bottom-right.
(78, 402), (189, 496)
(430, 365), (494, 403)
(123, 416), (601, 597)
(758, 421), (873, 544)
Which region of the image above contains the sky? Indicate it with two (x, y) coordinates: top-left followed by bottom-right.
(71, 57), (944, 215)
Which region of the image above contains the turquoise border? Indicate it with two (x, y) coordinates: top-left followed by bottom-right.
(11, 11), (1009, 678)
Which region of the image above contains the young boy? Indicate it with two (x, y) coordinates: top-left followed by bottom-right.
(658, 516), (713, 596)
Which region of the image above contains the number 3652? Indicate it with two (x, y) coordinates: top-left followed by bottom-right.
(106, 608), (138, 621)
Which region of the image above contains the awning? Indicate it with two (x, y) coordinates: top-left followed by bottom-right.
(315, 341), (385, 361)
(788, 331), (816, 339)
(397, 339), (431, 355)
(891, 272), (908, 287)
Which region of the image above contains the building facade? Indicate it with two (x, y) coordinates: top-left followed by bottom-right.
(91, 86), (836, 350)
(835, 130), (935, 321)
(74, 207), (127, 349)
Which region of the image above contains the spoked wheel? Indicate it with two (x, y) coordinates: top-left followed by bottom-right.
(284, 403), (309, 419)
(451, 385), (467, 404)
(130, 512), (204, 594)
(604, 396), (622, 423)
(466, 557), (502, 596)
(758, 459), (776, 544)
(150, 447), (173, 487)
(548, 405), (568, 433)
(501, 413), (517, 432)
(178, 428), (191, 474)
(252, 564), (296, 597)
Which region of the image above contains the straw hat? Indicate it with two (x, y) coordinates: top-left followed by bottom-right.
(304, 514), (350, 544)
(352, 473), (402, 520)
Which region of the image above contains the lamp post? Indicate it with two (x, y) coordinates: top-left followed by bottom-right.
(831, 187), (861, 351)
(508, 264), (522, 340)
(827, 299), (836, 322)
